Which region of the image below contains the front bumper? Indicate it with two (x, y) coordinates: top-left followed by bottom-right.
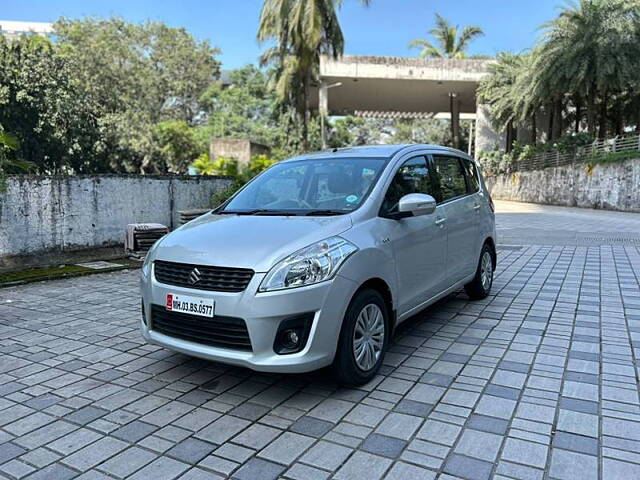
(140, 267), (358, 373)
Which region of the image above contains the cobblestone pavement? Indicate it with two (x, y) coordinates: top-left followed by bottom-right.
(1, 204), (640, 479)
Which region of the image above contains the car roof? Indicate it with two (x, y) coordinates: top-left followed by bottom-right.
(282, 144), (471, 162)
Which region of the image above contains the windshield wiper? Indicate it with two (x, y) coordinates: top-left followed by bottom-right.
(304, 209), (347, 216)
(218, 209), (297, 216)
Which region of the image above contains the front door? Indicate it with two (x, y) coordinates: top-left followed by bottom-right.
(380, 155), (447, 315)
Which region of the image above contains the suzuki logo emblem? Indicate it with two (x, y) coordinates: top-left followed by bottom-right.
(188, 267), (202, 285)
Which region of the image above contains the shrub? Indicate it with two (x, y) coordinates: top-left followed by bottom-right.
(189, 153), (277, 208)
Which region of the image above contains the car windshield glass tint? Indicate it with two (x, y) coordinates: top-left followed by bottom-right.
(221, 157), (387, 215)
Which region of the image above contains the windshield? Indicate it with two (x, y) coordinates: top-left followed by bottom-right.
(220, 157), (388, 215)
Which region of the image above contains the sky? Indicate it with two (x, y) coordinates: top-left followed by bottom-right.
(3, 0), (563, 69)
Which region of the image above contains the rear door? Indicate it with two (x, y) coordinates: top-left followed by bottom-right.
(431, 154), (479, 284)
(380, 155), (447, 315)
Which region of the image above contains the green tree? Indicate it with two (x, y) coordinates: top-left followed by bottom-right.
(531, 0), (640, 137)
(257, 0), (371, 149)
(54, 17), (221, 172)
(200, 65), (279, 145)
(0, 35), (105, 174)
(409, 14), (483, 59)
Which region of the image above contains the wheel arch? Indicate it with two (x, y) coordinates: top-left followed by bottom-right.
(483, 236), (497, 269)
(355, 277), (396, 337)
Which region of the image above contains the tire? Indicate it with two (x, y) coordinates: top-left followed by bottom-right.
(464, 243), (494, 300)
(333, 289), (388, 385)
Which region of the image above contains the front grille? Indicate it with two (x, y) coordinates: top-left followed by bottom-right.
(154, 260), (254, 292)
(151, 305), (252, 351)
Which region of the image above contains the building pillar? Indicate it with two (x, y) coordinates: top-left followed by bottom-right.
(450, 93), (460, 150)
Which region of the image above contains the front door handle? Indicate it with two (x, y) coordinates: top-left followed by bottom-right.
(473, 204), (481, 211)
(435, 217), (447, 227)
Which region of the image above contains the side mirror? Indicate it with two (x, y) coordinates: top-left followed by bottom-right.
(398, 193), (436, 217)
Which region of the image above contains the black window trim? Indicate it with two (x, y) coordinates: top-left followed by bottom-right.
(378, 154), (432, 219)
(427, 154), (478, 205)
(460, 158), (481, 194)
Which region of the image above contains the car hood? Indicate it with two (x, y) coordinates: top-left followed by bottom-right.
(152, 213), (353, 272)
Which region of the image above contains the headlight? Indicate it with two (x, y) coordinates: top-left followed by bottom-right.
(259, 236), (358, 292)
(141, 254), (153, 277)
(141, 241), (160, 278)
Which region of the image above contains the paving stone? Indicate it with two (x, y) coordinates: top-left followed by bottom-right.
(166, 437), (217, 464)
(602, 458), (640, 479)
(361, 433), (406, 458)
(334, 451), (392, 480)
(416, 420), (461, 446)
(557, 410), (599, 438)
(299, 440), (352, 470)
(343, 404), (387, 428)
(289, 416), (334, 437)
(549, 449), (598, 480)
(64, 405), (109, 425)
(258, 432), (315, 465)
(375, 412), (422, 440)
(195, 415), (251, 444)
(474, 395), (517, 419)
(454, 428), (503, 462)
(552, 431), (599, 455)
(47, 428), (103, 455)
(385, 461), (436, 480)
(443, 453), (494, 480)
(0, 459), (35, 479)
(232, 423), (281, 450)
(466, 414), (509, 435)
(128, 456), (190, 480)
(284, 463), (331, 480)
(559, 397), (599, 415)
(501, 438), (549, 469)
(22, 463), (77, 480)
(62, 437), (128, 471)
(111, 420), (158, 442)
(231, 457), (284, 480)
(98, 446), (157, 478)
(393, 399), (434, 417)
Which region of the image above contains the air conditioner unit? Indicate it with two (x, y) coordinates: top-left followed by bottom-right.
(125, 223), (169, 257)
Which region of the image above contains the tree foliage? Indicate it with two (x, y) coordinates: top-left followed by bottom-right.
(0, 35), (106, 174)
(54, 17), (221, 173)
(409, 14), (483, 59)
(480, 0), (640, 149)
(257, 0), (370, 148)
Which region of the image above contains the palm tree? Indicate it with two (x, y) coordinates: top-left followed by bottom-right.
(533, 0), (640, 138)
(409, 14), (483, 59)
(257, 0), (371, 149)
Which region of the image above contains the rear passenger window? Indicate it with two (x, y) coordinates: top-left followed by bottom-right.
(462, 160), (480, 193)
(381, 156), (433, 215)
(432, 156), (468, 202)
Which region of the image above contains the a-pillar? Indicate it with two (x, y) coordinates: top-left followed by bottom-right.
(449, 93), (460, 150)
(319, 83), (329, 149)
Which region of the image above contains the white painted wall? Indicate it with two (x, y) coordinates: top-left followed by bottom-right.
(0, 175), (232, 258)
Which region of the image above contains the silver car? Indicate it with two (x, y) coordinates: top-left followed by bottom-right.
(140, 144), (496, 384)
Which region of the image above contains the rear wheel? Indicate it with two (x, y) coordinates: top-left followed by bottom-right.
(464, 244), (494, 300)
(333, 289), (388, 385)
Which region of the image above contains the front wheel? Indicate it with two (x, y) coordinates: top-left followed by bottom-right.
(333, 289), (388, 385)
(464, 244), (494, 300)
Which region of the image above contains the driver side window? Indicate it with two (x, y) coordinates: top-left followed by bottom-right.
(381, 156), (433, 215)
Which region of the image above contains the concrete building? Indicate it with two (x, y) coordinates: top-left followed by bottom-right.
(210, 138), (271, 168)
(0, 20), (54, 40)
(314, 55), (503, 156)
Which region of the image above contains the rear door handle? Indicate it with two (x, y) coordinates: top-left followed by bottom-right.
(473, 204), (481, 211)
(435, 217), (447, 226)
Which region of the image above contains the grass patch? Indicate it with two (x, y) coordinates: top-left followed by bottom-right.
(0, 259), (140, 286)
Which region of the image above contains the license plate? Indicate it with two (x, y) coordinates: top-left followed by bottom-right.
(166, 293), (214, 318)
